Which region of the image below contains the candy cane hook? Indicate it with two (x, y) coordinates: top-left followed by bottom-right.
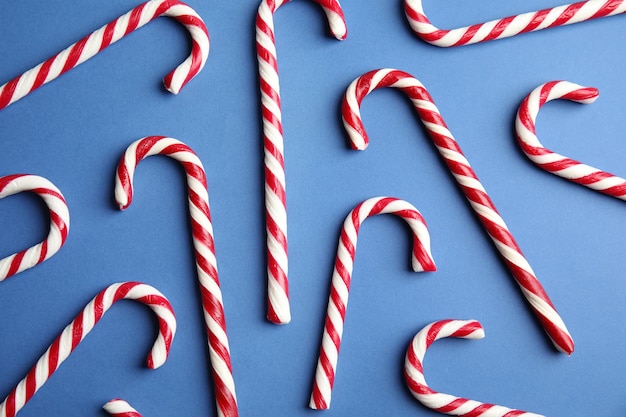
(310, 196), (436, 409)
(0, 282), (176, 417)
(516, 80), (626, 199)
(257, 0), (347, 325)
(115, 136), (237, 417)
(0, 0), (209, 111)
(343, 68), (574, 355)
(405, 319), (544, 416)
(0, 174), (69, 280)
(405, 0), (626, 47)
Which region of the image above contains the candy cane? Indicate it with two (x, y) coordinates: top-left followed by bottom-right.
(309, 196), (436, 409)
(343, 68), (574, 355)
(0, 281), (176, 417)
(0, 0), (209, 111)
(405, 319), (544, 416)
(0, 174), (69, 280)
(405, 0), (626, 47)
(103, 399), (143, 417)
(257, 0), (347, 325)
(115, 136), (237, 417)
(516, 80), (626, 199)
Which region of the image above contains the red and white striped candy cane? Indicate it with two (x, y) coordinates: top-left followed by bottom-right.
(0, 281), (176, 417)
(342, 69), (574, 355)
(0, 174), (69, 280)
(310, 196), (436, 409)
(115, 136), (237, 417)
(0, 0), (209, 111)
(256, 0), (347, 325)
(405, 319), (544, 417)
(103, 399), (143, 417)
(516, 80), (626, 199)
(405, 0), (626, 47)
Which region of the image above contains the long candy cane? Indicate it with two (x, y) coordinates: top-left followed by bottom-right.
(405, 0), (626, 47)
(0, 282), (176, 417)
(0, 0), (209, 111)
(0, 174), (69, 280)
(342, 68), (574, 355)
(115, 136), (237, 417)
(256, 0), (347, 325)
(310, 196), (436, 409)
(516, 80), (626, 199)
(405, 319), (544, 416)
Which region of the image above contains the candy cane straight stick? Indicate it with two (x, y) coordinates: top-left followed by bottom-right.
(257, 0), (347, 324)
(516, 80), (626, 199)
(405, 0), (626, 47)
(0, 282), (176, 417)
(0, 174), (69, 280)
(405, 319), (544, 416)
(0, 0), (209, 111)
(310, 196), (436, 409)
(343, 69), (574, 354)
(115, 136), (237, 417)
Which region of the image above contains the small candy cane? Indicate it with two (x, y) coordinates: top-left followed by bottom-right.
(310, 196), (436, 409)
(0, 282), (176, 417)
(516, 80), (626, 199)
(405, 0), (626, 47)
(0, 174), (69, 280)
(405, 319), (544, 417)
(115, 136), (237, 417)
(103, 399), (143, 417)
(0, 0), (209, 111)
(343, 68), (574, 355)
(256, 0), (347, 325)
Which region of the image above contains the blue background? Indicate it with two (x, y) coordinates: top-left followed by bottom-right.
(0, 1), (624, 416)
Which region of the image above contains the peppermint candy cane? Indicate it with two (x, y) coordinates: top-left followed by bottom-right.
(256, 0), (347, 324)
(310, 196), (436, 409)
(0, 174), (69, 280)
(405, 0), (626, 47)
(405, 319), (544, 416)
(343, 69), (573, 354)
(516, 80), (626, 199)
(0, 0), (209, 111)
(115, 136), (237, 417)
(103, 399), (143, 417)
(0, 282), (176, 417)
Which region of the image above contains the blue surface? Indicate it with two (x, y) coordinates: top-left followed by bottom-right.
(0, 1), (625, 416)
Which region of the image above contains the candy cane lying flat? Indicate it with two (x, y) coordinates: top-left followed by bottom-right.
(405, 319), (544, 417)
(257, 0), (347, 325)
(0, 282), (176, 417)
(343, 69), (573, 355)
(0, 0), (209, 111)
(516, 80), (626, 199)
(405, 0), (626, 47)
(310, 197), (436, 409)
(0, 174), (69, 280)
(115, 136), (237, 417)
(103, 399), (143, 417)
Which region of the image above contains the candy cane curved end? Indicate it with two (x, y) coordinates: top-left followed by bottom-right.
(341, 68), (574, 356)
(0, 0), (209, 111)
(0, 174), (70, 281)
(257, 0), (348, 326)
(114, 136), (238, 417)
(514, 81), (626, 200)
(309, 197), (435, 409)
(405, 319), (545, 417)
(104, 399), (143, 417)
(0, 282), (176, 417)
(404, 0), (626, 47)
